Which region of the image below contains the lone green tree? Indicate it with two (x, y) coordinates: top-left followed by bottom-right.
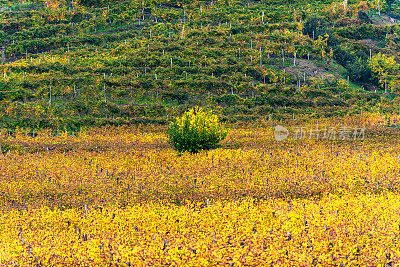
(167, 107), (228, 153)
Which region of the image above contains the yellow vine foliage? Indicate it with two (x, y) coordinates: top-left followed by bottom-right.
(369, 52), (400, 92)
(0, 116), (399, 265)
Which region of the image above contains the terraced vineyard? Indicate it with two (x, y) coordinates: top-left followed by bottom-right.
(0, 0), (398, 131)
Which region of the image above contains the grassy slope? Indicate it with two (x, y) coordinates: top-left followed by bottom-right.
(0, 0), (398, 130)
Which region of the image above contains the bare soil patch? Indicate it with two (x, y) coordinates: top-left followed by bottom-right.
(283, 59), (337, 81)
(370, 13), (399, 26)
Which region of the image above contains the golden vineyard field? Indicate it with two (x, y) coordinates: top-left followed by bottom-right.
(1, 113), (400, 266)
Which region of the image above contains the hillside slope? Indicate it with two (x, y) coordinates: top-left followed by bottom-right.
(0, 0), (399, 131)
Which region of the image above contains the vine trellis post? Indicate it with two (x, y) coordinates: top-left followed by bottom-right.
(49, 86), (52, 106)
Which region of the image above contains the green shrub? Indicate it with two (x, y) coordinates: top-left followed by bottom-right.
(167, 107), (228, 153)
(303, 15), (328, 39)
(333, 45), (372, 83)
(347, 58), (371, 83)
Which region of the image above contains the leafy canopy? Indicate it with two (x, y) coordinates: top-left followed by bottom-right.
(369, 52), (400, 92)
(167, 107), (228, 153)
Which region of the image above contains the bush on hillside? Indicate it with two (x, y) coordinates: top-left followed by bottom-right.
(369, 52), (400, 92)
(347, 58), (372, 83)
(303, 15), (328, 39)
(333, 45), (372, 83)
(167, 107), (228, 153)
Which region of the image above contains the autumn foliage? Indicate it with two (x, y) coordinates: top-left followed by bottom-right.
(0, 113), (399, 265)
(167, 107), (228, 153)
